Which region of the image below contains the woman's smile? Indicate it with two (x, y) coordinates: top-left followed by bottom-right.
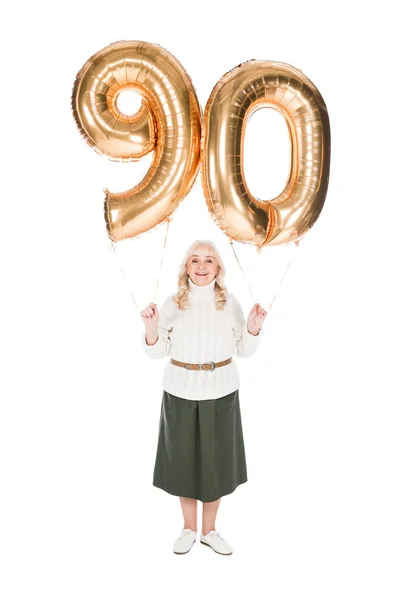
(187, 252), (219, 285)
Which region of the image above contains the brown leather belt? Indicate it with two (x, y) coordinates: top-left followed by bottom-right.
(170, 357), (232, 372)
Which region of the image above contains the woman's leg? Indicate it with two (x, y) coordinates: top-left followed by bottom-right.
(202, 498), (221, 535)
(179, 496), (198, 531)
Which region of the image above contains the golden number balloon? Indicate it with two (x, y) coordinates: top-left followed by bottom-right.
(201, 60), (331, 247)
(71, 40), (202, 242)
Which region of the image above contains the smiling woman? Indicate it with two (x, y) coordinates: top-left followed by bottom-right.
(140, 238), (267, 555)
(186, 253), (219, 287)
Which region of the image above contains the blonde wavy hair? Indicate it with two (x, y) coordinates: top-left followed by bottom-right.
(172, 240), (228, 310)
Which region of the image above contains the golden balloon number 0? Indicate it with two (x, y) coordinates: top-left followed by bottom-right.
(72, 41), (330, 247)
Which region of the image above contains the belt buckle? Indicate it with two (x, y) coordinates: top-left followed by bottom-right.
(201, 361), (215, 372)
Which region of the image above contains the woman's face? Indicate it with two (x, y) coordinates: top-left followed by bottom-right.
(186, 251), (219, 286)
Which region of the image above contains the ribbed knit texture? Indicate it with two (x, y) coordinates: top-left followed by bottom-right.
(141, 277), (264, 400)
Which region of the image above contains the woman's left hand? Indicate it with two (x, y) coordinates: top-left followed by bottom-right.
(247, 303), (267, 335)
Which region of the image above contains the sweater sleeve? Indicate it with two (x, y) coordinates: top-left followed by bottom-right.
(141, 295), (174, 359)
(231, 294), (264, 358)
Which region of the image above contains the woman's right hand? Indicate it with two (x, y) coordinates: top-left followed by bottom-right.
(140, 302), (159, 330)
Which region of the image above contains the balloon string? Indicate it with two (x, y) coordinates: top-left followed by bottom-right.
(266, 249), (292, 312)
(229, 238), (300, 312)
(229, 239), (256, 299)
(108, 217), (171, 311)
(109, 238), (140, 309)
(153, 217), (171, 303)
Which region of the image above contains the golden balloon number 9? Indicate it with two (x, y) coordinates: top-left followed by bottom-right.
(71, 41), (330, 247)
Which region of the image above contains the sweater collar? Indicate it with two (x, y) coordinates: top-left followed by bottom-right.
(188, 276), (216, 298)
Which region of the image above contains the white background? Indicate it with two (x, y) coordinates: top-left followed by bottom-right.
(1, 1), (399, 598)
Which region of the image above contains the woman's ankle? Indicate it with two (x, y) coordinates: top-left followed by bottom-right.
(202, 526), (215, 535)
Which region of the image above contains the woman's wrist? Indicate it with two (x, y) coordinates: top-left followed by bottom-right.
(145, 327), (159, 345)
(247, 326), (260, 336)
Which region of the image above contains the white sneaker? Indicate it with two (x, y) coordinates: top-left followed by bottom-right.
(200, 530), (233, 555)
(173, 528), (197, 554)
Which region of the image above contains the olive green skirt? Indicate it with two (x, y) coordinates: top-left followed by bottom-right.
(152, 389), (248, 502)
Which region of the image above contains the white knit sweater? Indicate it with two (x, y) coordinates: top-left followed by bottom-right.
(141, 277), (264, 400)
